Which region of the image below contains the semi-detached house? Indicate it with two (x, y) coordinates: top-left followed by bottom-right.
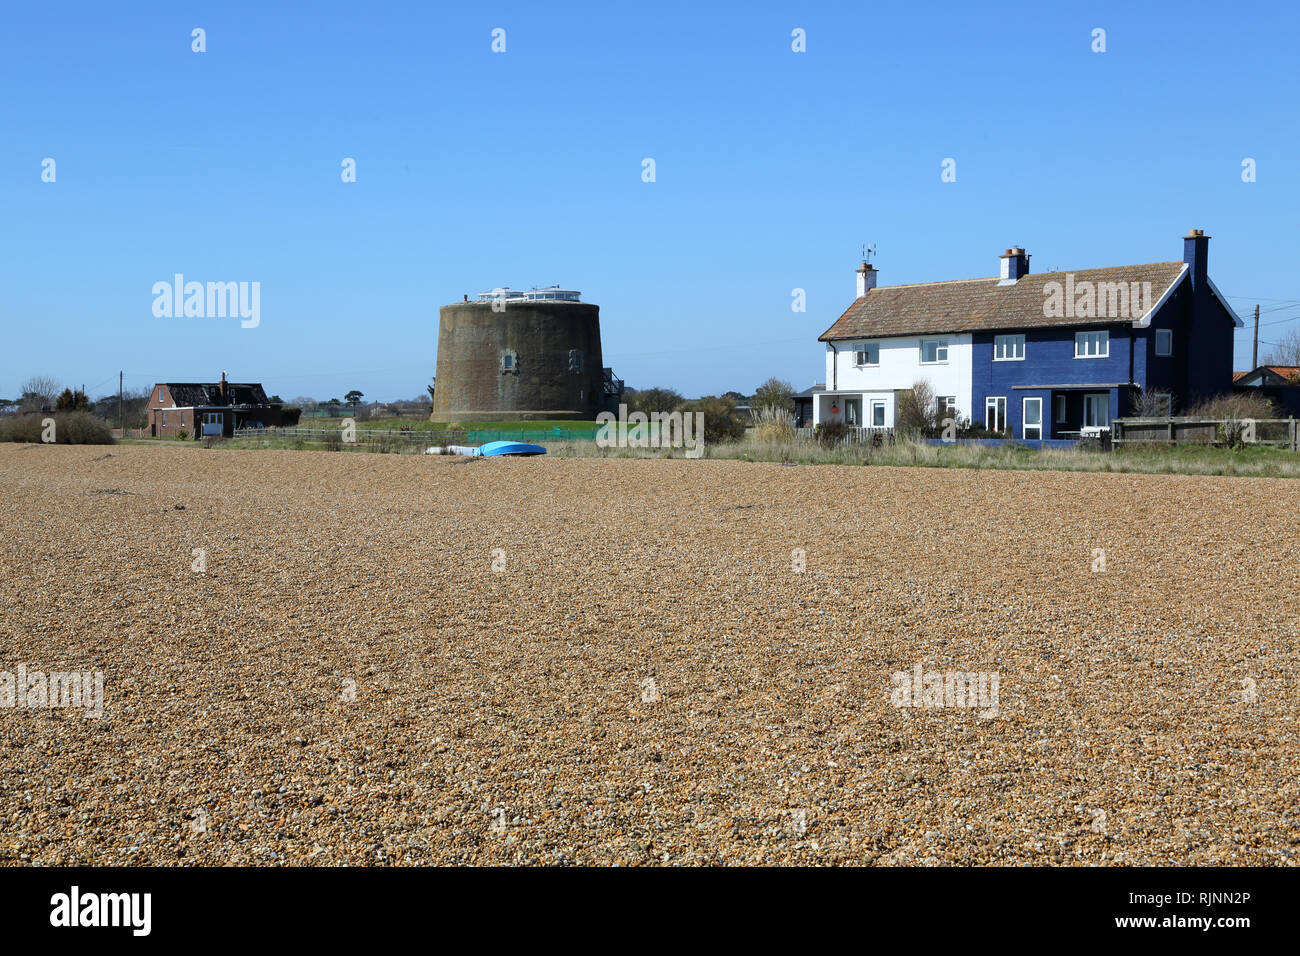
(815, 230), (1242, 440)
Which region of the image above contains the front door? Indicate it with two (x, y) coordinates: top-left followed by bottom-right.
(1023, 397), (1042, 440)
(985, 396), (1006, 433)
(842, 398), (861, 426)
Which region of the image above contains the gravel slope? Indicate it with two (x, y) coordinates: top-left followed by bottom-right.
(1, 443), (1296, 865)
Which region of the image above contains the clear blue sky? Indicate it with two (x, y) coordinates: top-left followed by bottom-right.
(4, 0), (1299, 402)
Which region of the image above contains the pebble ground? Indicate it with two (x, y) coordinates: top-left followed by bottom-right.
(1, 443), (1296, 865)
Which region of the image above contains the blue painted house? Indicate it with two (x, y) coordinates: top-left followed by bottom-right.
(817, 230), (1243, 439)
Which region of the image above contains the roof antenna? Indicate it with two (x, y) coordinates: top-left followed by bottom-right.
(862, 242), (876, 265)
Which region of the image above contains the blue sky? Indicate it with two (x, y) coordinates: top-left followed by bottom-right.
(4, 0), (1299, 402)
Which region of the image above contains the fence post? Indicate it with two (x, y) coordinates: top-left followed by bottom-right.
(1291, 417), (1296, 452)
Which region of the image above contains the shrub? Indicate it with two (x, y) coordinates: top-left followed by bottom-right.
(176, 428), (189, 441)
(1186, 392), (1279, 420)
(814, 421), (849, 447)
(0, 411), (113, 444)
(896, 379), (937, 437)
(684, 395), (747, 444)
(750, 404), (795, 443)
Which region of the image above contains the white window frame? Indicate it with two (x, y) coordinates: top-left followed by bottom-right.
(993, 334), (1025, 361)
(1023, 397), (1043, 440)
(1155, 329), (1173, 357)
(936, 395), (957, 420)
(920, 339), (949, 365)
(985, 396), (1006, 433)
(1074, 330), (1110, 358)
(854, 343), (879, 367)
(1054, 395), (1067, 424)
(870, 400), (886, 427)
(1083, 393), (1110, 428)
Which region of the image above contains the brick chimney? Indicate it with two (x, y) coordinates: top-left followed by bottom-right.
(855, 260), (877, 297)
(998, 247), (1030, 283)
(219, 370), (228, 405)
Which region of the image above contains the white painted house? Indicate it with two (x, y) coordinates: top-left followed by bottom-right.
(814, 262), (973, 427)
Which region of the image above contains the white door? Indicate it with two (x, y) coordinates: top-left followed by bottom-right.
(1023, 398), (1042, 440)
(985, 396), (1006, 433)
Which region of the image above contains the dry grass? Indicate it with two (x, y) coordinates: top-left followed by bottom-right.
(1, 443), (1297, 865)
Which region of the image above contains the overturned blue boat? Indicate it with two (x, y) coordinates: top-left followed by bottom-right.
(425, 440), (547, 457)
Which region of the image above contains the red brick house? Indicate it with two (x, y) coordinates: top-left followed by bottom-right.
(148, 372), (294, 438)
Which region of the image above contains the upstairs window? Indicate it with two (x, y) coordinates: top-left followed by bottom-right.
(920, 339), (949, 364)
(1075, 330), (1109, 358)
(568, 349), (584, 373)
(1155, 329), (1173, 357)
(994, 334), (1025, 361)
(854, 343), (879, 366)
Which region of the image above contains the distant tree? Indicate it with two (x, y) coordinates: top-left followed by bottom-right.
(751, 377), (794, 413)
(326, 398), (343, 418)
(684, 395), (747, 444)
(426, 378), (436, 404)
(722, 390), (748, 403)
(1263, 327), (1300, 367)
(20, 375), (60, 411)
(54, 387), (90, 412)
(628, 386), (683, 414)
(268, 394), (284, 404)
(345, 390), (364, 409)
(291, 395), (319, 415)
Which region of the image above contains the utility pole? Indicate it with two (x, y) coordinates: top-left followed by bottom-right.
(118, 371), (123, 432)
(1252, 304), (1260, 369)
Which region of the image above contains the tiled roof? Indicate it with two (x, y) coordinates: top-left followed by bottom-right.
(819, 262), (1188, 341)
(1238, 366), (1300, 385)
(161, 382), (270, 406)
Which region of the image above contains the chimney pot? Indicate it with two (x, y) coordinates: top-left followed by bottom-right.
(998, 246), (1030, 282)
(855, 259), (878, 296)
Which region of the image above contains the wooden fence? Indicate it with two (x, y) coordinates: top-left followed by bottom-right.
(1112, 417), (1299, 449)
(793, 426), (896, 445)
